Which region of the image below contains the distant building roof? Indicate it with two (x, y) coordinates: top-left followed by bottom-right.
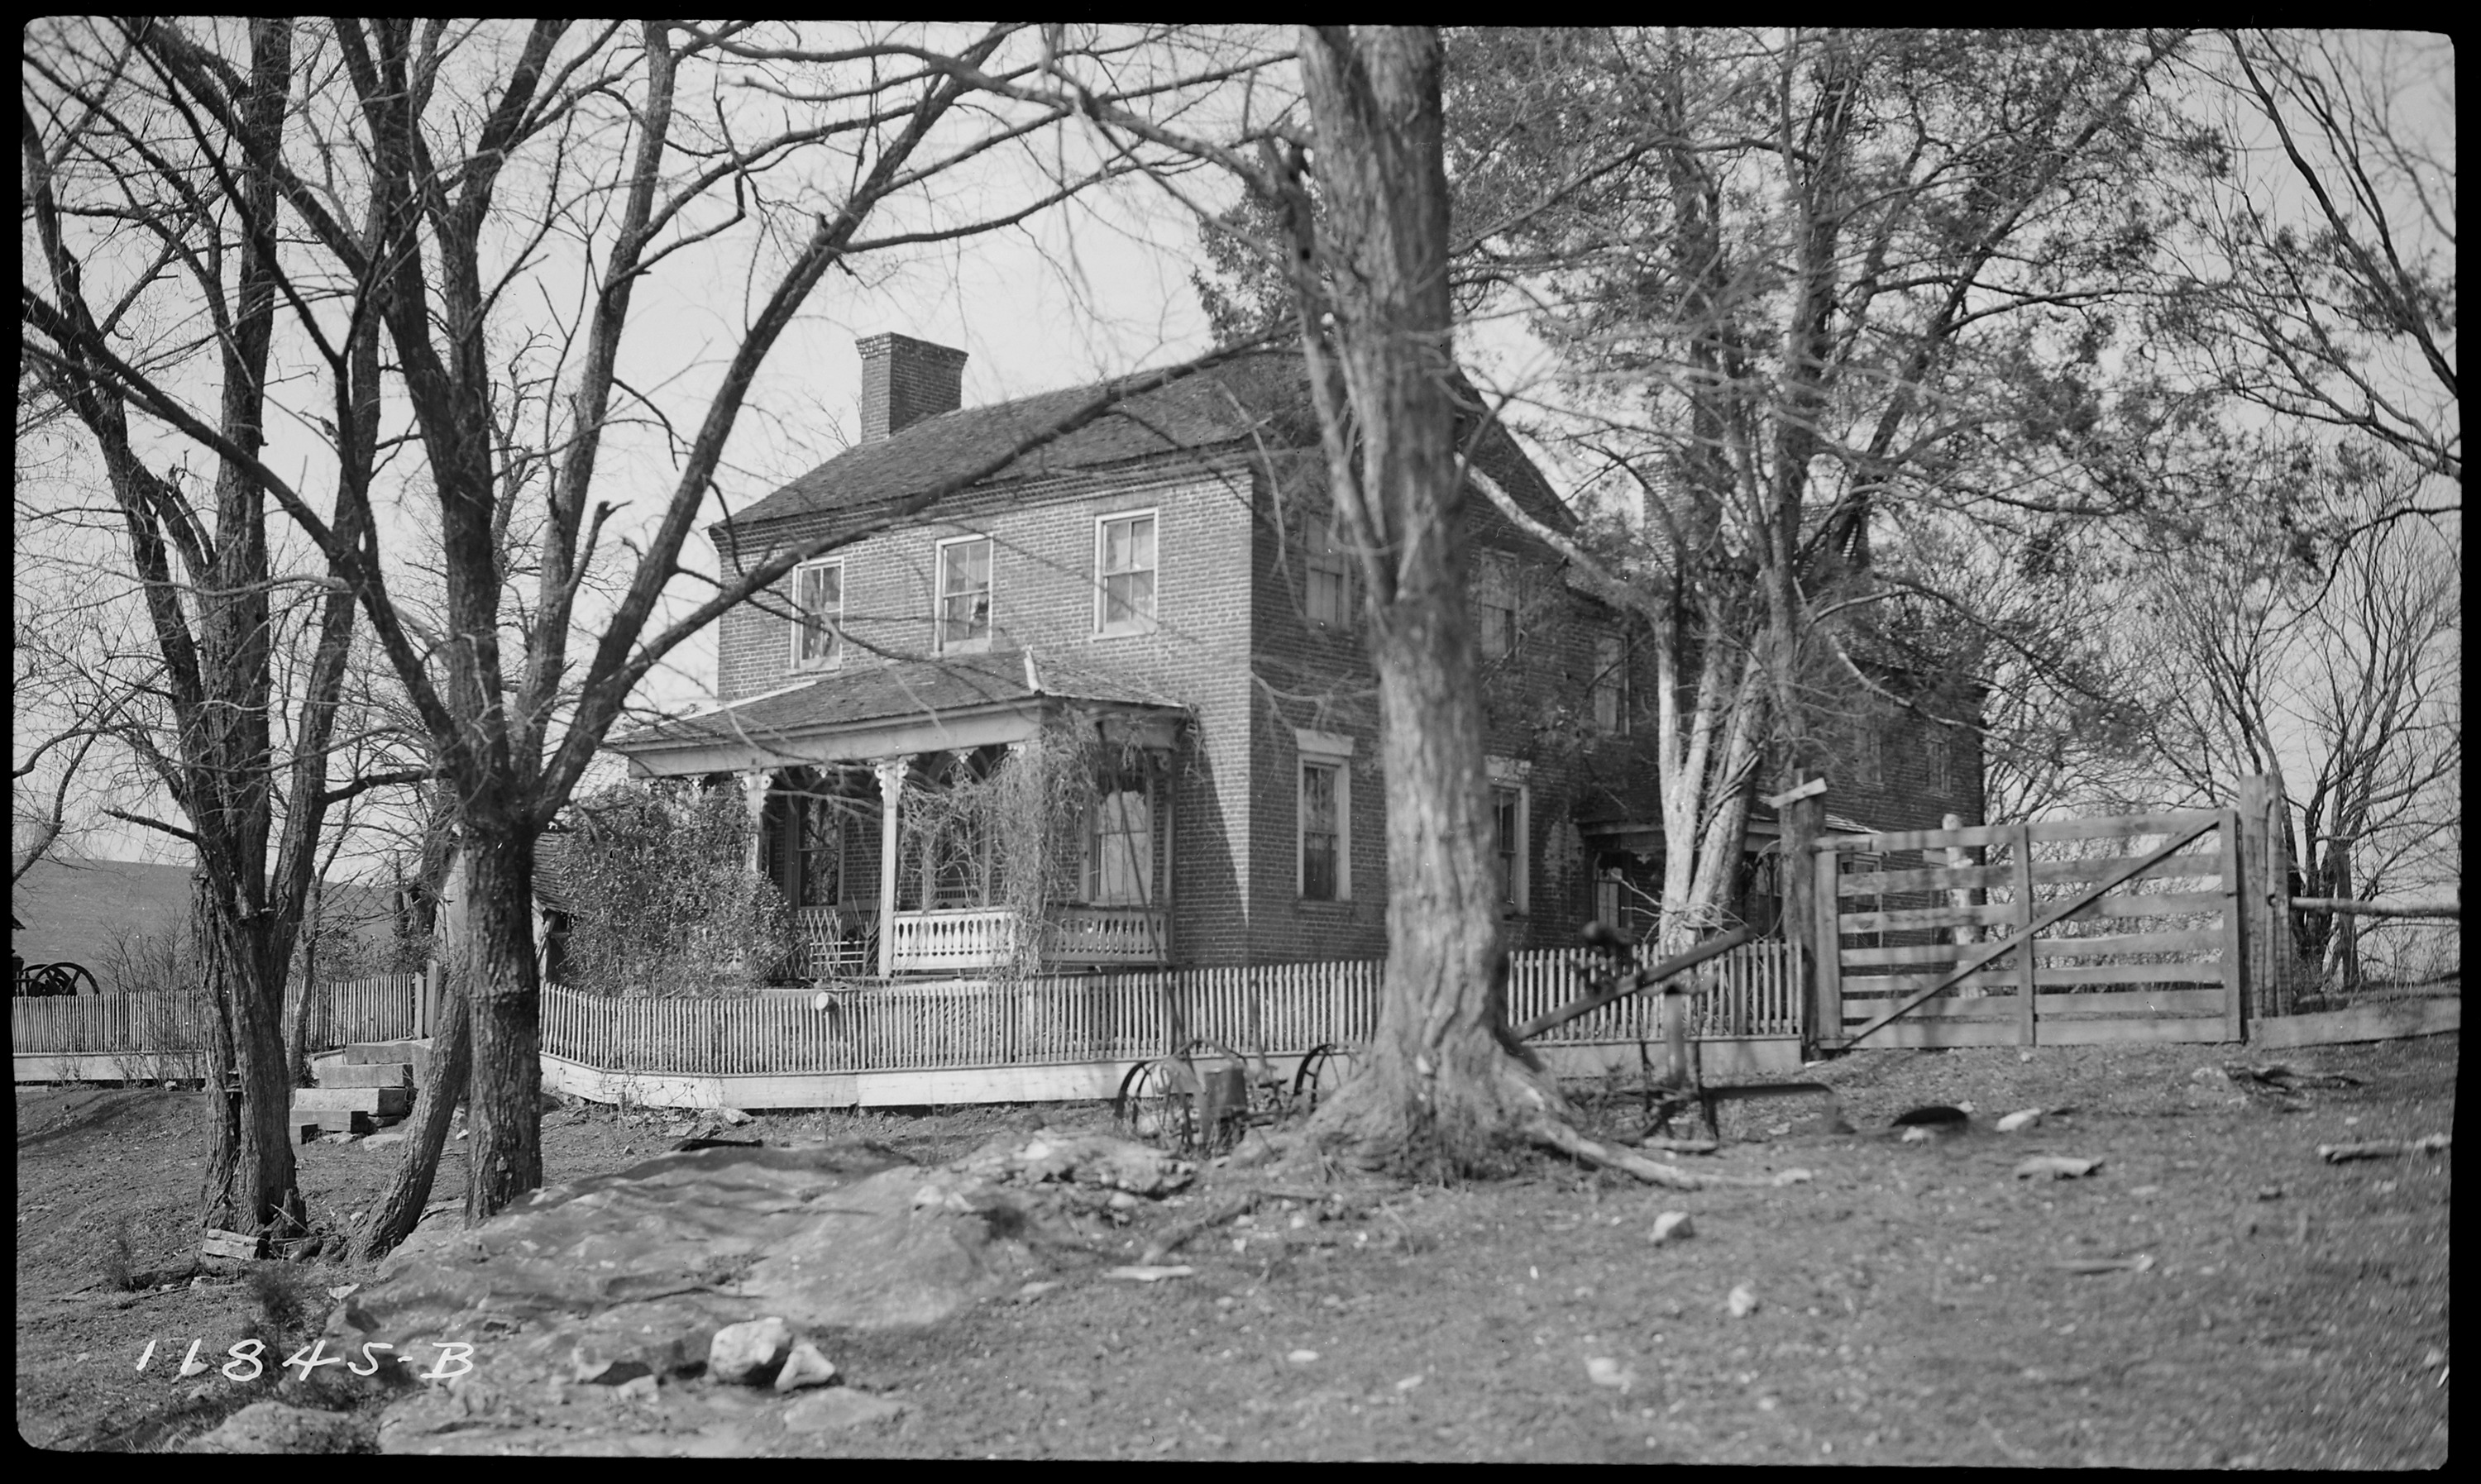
(719, 351), (1573, 542)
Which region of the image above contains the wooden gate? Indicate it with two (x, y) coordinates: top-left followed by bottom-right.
(1812, 808), (2245, 1049)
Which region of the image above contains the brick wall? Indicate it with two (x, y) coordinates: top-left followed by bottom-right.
(858, 333), (968, 441)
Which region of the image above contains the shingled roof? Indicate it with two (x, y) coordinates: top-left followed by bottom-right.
(614, 647), (1181, 757)
(722, 350), (1573, 539)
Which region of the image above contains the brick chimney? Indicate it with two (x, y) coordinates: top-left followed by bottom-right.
(858, 332), (968, 441)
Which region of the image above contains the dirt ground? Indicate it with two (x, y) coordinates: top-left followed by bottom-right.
(15, 1032), (2454, 1463)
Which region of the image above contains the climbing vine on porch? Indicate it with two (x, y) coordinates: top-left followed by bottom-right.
(560, 779), (793, 996)
(896, 714), (1157, 981)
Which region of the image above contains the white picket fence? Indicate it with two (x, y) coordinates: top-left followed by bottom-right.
(17, 941), (1801, 1080)
(539, 940), (1800, 1077)
(11, 972), (420, 1057)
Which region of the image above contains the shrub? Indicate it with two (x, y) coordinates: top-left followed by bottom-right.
(560, 779), (793, 995)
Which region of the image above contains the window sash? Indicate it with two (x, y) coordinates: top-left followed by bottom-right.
(794, 561), (843, 668)
(1592, 633), (1628, 733)
(1305, 517), (1350, 627)
(1301, 762), (1340, 900)
(1097, 513), (1158, 632)
(1493, 786), (1523, 908)
(938, 538), (992, 647)
(1088, 786), (1153, 904)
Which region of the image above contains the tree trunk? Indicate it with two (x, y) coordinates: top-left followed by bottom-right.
(461, 821), (545, 1214)
(195, 879), (243, 1232)
(1285, 27), (1565, 1176)
(354, 959), (471, 1261)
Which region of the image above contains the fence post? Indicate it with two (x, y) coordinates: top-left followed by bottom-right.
(2233, 773), (2296, 1022)
(1809, 844), (1841, 1050)
(2010, 823), (2038, 1046)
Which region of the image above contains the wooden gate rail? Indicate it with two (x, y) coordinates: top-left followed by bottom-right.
(1833, 818), (2220, 1048)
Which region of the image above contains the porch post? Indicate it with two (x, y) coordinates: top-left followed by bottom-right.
(739, 769), (770, 875)
(874, 757), (906, 977)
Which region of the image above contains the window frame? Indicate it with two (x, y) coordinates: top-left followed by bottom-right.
(1303, 511), (1352, 630)
(1085, 768), (1155, 905)
(1296, 728), (1355, 902)
(933, 533), (994, 653)
(1092, 508), (1160, 638)
(1591, 631), (1628, 735)
(1475, 555), (1518, 661)
(1485, 755), (1531, 914)
(788, 556), (846, 671)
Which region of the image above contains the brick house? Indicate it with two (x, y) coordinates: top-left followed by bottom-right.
(610, 333), (1981, 979)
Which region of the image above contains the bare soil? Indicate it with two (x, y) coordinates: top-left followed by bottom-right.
(16, 1032), (2454, 1463)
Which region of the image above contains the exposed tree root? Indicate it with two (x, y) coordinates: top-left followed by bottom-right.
(1525, 1117), (1801, 1190)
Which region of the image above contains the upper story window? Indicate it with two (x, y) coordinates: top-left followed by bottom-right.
(791, 558), (844, 670)
(1095, 510), (1158, 636)
(1475, 558), (1517, 661)
(1924, 729), (1958, 796)
(1305, 513), (1351, 629)
(1849, 725), (1885, 789)
(936, 535), (992, 651)
(1591, 632), (1628, 734)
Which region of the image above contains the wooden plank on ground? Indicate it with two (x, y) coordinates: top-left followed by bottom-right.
(2249, 998), (2459, 1049)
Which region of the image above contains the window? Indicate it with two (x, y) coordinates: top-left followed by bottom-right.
(1296, 728), (1355, 900)
(1492, 788), (1525, 909)
(796, 794), (843, 908)
(1849, 728), (1885, 788)
(1591, 632), (1628, 734)
(1475, 559), (1517, 661)
(935, 536), (992, 651)
(1088, 775), (1154, 904)
(791, 559), (844, 670)
(1095, 511), (1158, 635)
(1487, 756), (1530, 913)
(1305, 513), (1351, 628)
(1925, 730), (1956, 795)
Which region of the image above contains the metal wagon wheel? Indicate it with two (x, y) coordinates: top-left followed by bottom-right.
(1290, 1043), (1360, 1112)
(1114, 1055), (1201, 1149)
(18, 961), (98, 997)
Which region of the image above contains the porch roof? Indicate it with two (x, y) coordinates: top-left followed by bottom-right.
(611, 648), (1183, 776)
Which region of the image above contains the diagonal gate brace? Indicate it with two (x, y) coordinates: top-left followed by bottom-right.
(1838, 818), (2216, 1049)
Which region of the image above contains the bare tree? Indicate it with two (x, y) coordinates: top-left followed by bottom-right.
(2164, 30), (2458, 493)
(30, 19), (1293, 1234)
(23, 17), (396, 1238)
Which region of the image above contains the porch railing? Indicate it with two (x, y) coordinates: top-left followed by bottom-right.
(868, 904), (1172, 974)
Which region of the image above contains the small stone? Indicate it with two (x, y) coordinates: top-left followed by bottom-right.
(773, 1340), (838, 1392)
(1650, 1211), (1695, 1245)
(718, 1107), (753, 1126)
(616, 1374), (659, 1401)
(1586, 1357), (1635, 1391)
(1288, 1349), (1320, 1364)
(1996, 1109), (2044, 1133)
(1727, 1284), (1758, 1318)
(1107, 1191), (1140, 1211)
(709, 1316), (797, 1386)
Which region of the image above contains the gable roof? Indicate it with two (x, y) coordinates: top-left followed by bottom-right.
(721, 350), (1573, 542)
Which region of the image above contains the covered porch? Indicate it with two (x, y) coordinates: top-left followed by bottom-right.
(611, 651), (1183, 978)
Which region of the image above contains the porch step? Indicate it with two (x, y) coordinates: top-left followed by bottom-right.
(318, 1061), (412, 1089)
(293, 1086), (412, 1117)
(345, 1038), (433, 1081)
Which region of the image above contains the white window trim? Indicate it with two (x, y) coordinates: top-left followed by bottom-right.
(933, 533), (993, 653)
(1487, 754), (1531, 914)
(1092, 508), (1160, 638)
(788, 556), (846, 672)
(1296, 728), (1355, 902)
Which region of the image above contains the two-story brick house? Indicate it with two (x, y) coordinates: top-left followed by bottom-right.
(611, 333), (1655, 977)
(611, 333), (1984, 980)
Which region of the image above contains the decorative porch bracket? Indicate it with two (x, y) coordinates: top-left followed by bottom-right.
(1835, 817), (2216, 1050)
